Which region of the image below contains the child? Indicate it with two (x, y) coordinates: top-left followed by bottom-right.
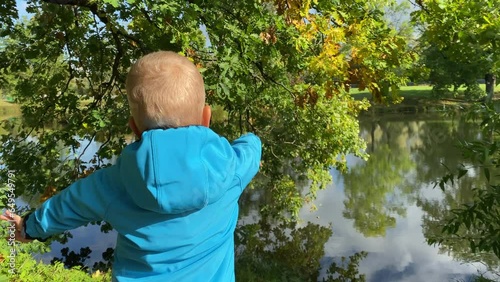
(1, 51), (262, 281)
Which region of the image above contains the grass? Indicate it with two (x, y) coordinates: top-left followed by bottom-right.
(0, 84), (496, 119)
(351, 84), (498, 107)
(0, 99), (18, 108)
(0, 99), (20, 122)
(351, 85), (435, 100)
(351, 84), (490, 97)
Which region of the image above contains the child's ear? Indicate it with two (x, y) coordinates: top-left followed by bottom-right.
(201, 105), (211, 127)
(128, 117), (142, 138)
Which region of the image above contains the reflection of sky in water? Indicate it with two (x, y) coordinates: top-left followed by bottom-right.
(301, 175), (488, 282)
(297, 121), (496, 282)
(24, 117), (497, 281)
(39, 224), (117, 268)
(40, 169), (492, 280)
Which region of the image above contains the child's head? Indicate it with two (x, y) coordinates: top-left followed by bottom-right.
(126, 51), (208, 134)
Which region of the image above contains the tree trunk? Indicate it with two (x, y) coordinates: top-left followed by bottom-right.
(485, 73), (496, 103)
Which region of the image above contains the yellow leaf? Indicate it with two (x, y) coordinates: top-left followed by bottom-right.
(92, 270), (102, 278)
(40, 186), (57, 203)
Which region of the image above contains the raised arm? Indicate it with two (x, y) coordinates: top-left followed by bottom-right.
(232, 133), (262, 189)
(22, 164), (119, 241)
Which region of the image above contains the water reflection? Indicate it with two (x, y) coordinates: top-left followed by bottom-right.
(299, 113), (498, 281)
(343, 142), (415, 237)
(3, 108), (499, 281)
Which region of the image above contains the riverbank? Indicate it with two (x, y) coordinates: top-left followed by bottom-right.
(1, 85), (499, 119)
(353, 85), (499, 115)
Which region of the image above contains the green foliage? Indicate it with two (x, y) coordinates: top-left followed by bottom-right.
(471, 275), (498, 282)
(0, 0), (413, 279)
(412, 0), (500, 99)
(385, 1), (415, 40)
(0, 223), (111, 281)
(464, 83), (486, 101)
(322, 251), (367, 282)
(0, 0), (414, 221)
(0, 0), (17, 37)
(443, 185), (500, 256)
(235, 220), (366, 282)
(425, 104), (500, 270)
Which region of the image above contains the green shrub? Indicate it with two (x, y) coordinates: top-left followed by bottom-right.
(0, 229), (110, 282)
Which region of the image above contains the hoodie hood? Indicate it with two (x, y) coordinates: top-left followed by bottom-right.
(118, 126), (237, 214)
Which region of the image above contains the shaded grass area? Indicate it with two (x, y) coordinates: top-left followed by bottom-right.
(0, 100), (21, 135)
(352, 84), (498, 108)
(351, 85), (434, 100)
(0, 100), (20, 121)
(0, 99), (19, 108)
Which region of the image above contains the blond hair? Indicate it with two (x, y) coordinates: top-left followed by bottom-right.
(126, 51), (205, 131)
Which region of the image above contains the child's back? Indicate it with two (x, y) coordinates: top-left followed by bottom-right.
(108, 127), (261, 281)
(4, 51), (262, 281)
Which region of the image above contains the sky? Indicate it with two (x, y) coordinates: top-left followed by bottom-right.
(15, 0), (28, 18)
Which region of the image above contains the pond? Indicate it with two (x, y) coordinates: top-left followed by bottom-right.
(2, 109), (499, 281)
(295, 113), (499, 281)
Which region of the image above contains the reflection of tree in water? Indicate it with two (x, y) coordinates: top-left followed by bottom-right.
(52, 246), (114, 273)
(406, 115), (500, 276)
(343, 119), (416, 237)
(345, 115), (484, 238)
(343, 144), (414, 236)
(418, 171), (500, 276)
(411, 117), (481, 184)
(238, 167), (312, 220)
(235, 220), (366, 282)
(50, 221), (368, 281)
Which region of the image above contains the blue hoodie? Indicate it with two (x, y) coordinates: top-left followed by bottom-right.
(25, 126), (262, 281)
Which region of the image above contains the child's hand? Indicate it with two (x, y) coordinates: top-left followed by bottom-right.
(0, 210), (33, 243)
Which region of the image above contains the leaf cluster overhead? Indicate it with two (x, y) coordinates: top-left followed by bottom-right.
(0, 0), (414, 218)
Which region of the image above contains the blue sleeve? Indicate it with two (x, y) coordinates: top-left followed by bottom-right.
(232, 133), (262, 189)
(25, 165), (118, 240)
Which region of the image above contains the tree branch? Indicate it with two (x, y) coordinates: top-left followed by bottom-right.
(43, 0), (152, 109)
(140, 8), (162, 31)
(410, 0), (430, 14)
(42, 0), (149, 53)
(42, 0), (91, 5)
